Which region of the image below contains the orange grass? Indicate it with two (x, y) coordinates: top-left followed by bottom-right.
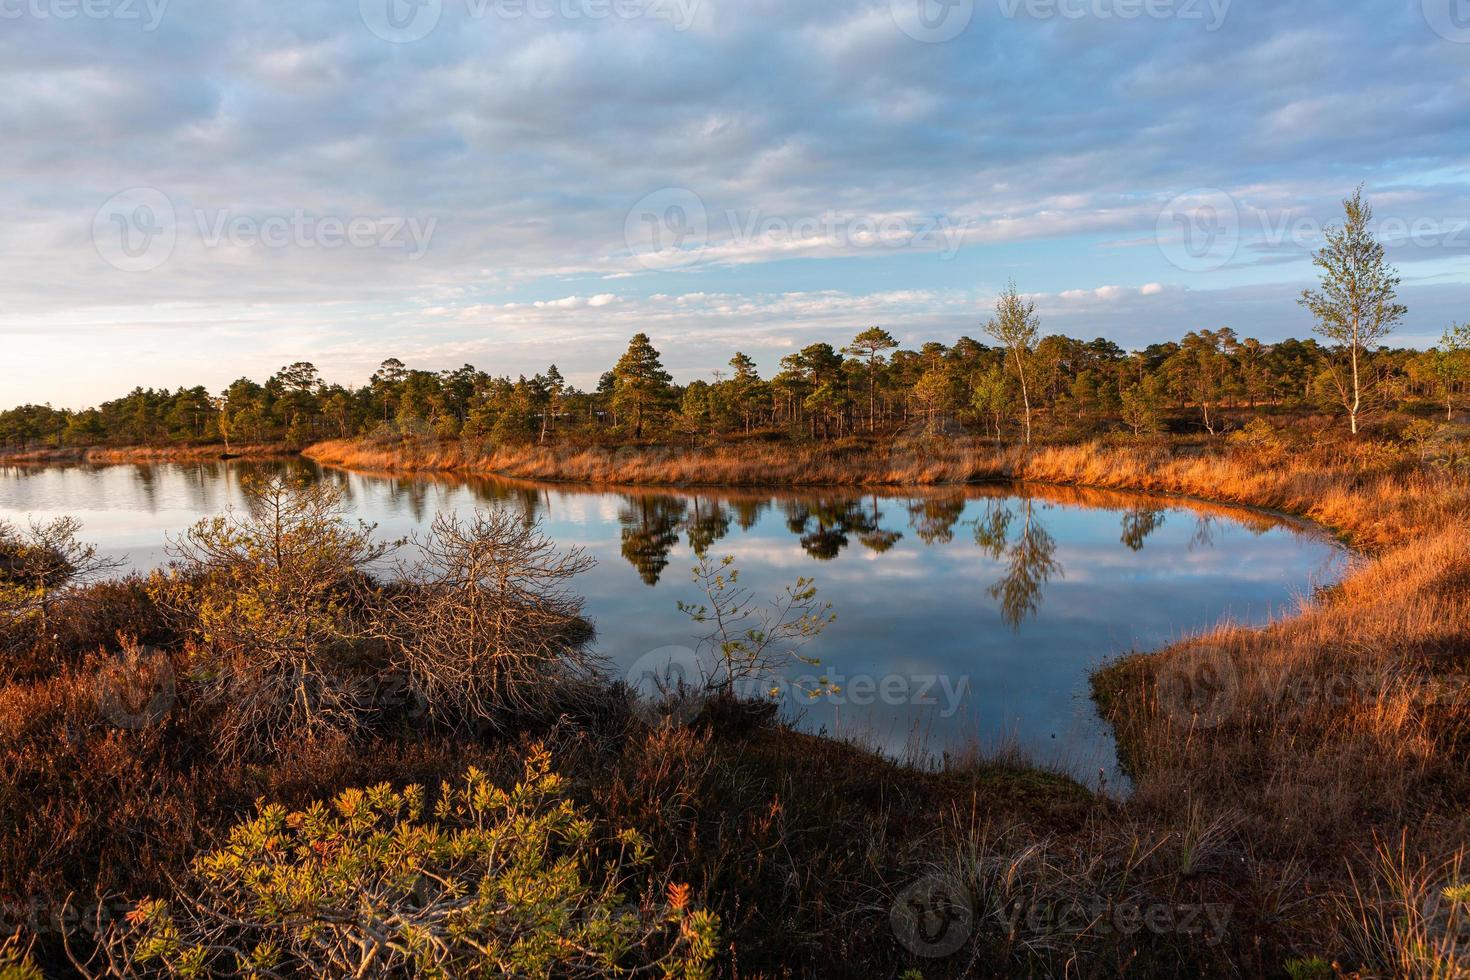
(304, 431), (1470, 972)
(0, 443), (295, 464)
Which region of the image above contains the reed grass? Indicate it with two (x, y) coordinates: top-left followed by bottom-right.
(3, 430), (1467, 974)
(302, 430), (1470, 973)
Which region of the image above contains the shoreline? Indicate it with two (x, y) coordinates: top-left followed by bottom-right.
(312, 455), (1356, 559)
(0, 442), (297, 464)
(4, 433), (1467, 970)
(301, 435), (1401, 549)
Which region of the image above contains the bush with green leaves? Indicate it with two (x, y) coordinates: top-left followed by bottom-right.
(677, 554), (834, 700)
(1, 516), (120, 629)
(96, 747), (717, 978)
(149, 476), (391, 756)
(0, 938), (41, 980)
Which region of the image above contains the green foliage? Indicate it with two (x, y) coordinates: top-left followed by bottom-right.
(0, 938), (41, 980)
(612, 333), (675, 439)
(5, 307), (1462, 454)
(1283, 956), (1334, 980)
(985, 280), (1041, 444)
(971, 362), (1017, 438)
(844, 326), (899, 432)
(150, 477), (392, 754)
(1119, 379), (1164, 437)
(1402, 418), (1442, 460)
(677, 555), (835, 698)
(111, 748), (718, 978)
(1432, 323), (1470, 420)
(1229, 416), (1285, 456)
(1298, 186), (1406, 434)
(1164, 328), (1239, 434)
(0, 516), (120, 629)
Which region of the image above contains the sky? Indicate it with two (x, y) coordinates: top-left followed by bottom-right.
(2, 0), (1469, 408)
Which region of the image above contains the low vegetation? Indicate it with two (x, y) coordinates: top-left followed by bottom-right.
(2, 192), (1469, 976)
(1, 425), (1468, 977)
(85, 749), (718, 978)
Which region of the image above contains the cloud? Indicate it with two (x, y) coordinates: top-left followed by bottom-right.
(1, 0), (1468, 405)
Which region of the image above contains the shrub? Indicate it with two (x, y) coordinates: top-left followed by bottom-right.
(383, 510), (599, 731)
(0, 939), (41, 980)
(149, 477), (391, 756)
(677, 554), (834, 699)
(1228, 416), (1286, 458)
(96, 747), (718, 978)
(0, 517), (121, 629)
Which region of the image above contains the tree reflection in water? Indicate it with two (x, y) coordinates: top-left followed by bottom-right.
(985, 498), (1063, 630)
(857, 494), (904, 554)
(1120, 505), (1166, 552)
(684, 497), (732, 558)
(422, 476), (1229, 623)
(783, 498), (881, 560)
(618, 496), (687, 586)
(605, 487), (1066, 627)
(906, 496), (967, 545)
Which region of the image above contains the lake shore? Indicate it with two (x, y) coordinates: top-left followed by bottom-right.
(0, 442), (297, 464)
(297, 434), (1470, 965)
(300, 435), (1420, 548)
(3, 434), (1468, 974)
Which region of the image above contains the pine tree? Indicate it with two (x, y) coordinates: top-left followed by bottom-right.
(843, 327), (898, 432)
(611, 333), (674, 439)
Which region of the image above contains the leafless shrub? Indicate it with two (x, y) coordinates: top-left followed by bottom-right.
(382, 510), (599, 731)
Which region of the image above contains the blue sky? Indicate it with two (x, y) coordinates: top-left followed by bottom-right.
(3, 0), (1469, 406)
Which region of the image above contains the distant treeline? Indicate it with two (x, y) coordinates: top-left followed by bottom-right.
(3, 327), (1468, 452)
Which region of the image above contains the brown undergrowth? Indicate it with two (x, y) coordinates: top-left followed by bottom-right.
(299, 431), (1470, 974)
(2, 434), (1468, 976)
(0, 443), (294, 465)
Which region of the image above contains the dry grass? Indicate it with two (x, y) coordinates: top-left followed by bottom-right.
(303, 430), (1470, 974)
(303, 434), (1000, 486)
(5, 431), (1470, 975)
(0, 443), (294, 464)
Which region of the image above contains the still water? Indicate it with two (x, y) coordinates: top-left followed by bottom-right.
(0, 461), (1346, 781)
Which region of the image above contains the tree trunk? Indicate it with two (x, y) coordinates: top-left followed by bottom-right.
(1349, 330), (1361, 436)
(1014, 347), (1032, 446)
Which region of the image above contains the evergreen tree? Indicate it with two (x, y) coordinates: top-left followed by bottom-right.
(611, 333), (674, 439)
(843, 327), (898, 432)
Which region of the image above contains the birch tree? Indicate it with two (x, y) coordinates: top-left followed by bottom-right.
(984, 280), (1041, 445)
(1298, 187), (1405, 435)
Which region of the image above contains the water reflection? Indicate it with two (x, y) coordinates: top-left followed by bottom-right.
(967, 499), (1065, 629)
(0, 461), (1346, 779)
(1120, 506), (1166, 552)
(619, 496), (686, 586)
(0, 461), (1304, 632)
